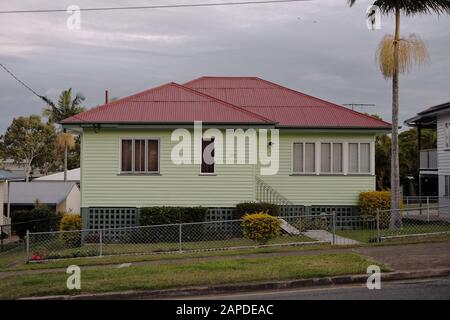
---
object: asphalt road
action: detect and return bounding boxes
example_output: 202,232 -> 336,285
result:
179,277 -> 450,300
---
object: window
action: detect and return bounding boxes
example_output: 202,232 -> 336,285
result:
320,143 -> 343,174
333,143 -> 343,173
321,143 -> 331,173
348,142 -> 371,173
121,140 -> 132,172
292,142 -> 315,173
445,176 -> 450,197
120,139 -> 159,173
201,139 -> 215,174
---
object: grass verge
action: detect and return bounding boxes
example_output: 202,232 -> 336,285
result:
0,252 -> 387,299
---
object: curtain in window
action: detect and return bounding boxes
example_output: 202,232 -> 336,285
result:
147,140 -> 159,172
121,140 -> 133,172
134,140 -> 146,172
305,143 -> 315,173
333,143 -> 343,173
321,143 -> 331,173
348,143 -> 359,173
360,143 -> 370,173
293,143 -> 303,173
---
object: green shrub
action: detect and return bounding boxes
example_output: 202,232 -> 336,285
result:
294,217 -> 329,232
233,202 -> 280,219
358,191 -> 403,228
139,207 -> 208,243
139,207 -> 208,225
241,212 -> 281,245
59,214 -> 82,247
11,205 -> 60,238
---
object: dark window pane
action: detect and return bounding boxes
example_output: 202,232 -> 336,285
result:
121,140 -> 132,172
148,140 -> 159,172
201,139 -> 215,173
134,140 -> 146,172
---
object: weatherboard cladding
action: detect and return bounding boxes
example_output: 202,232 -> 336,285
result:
61,76 -> 390,129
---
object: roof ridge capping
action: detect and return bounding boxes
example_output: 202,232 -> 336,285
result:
60,82 -> 179,124
173,82 -> 276,124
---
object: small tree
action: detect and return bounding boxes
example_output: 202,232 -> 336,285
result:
43,88 -> 85,181
0,115 -> 57,181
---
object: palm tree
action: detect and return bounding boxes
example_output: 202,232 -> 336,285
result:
348,0 -> 450,228
43,88 -> 85,181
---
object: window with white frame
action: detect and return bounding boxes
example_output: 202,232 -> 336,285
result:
320,143 -> 343,174
121,138 -> 159,173
348,142 -> 371,173
292,142 -> 315,173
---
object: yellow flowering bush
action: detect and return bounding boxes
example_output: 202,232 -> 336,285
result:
241,212 -> 281,245
59,213 -> 82,247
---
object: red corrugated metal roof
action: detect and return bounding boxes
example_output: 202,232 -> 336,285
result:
62,77 -> 390,129
184,77 -> 391,128
61,82 -> 273,124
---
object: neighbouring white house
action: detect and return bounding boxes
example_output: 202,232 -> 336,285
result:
34,168 -> 80,185
0,170 -> 24,227
2,181 -> 80,215
405,101 -> 450,210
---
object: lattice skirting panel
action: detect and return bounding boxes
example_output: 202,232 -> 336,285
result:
82,207 -> 139,230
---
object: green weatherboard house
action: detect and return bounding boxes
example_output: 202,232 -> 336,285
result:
61,77 -> 391,229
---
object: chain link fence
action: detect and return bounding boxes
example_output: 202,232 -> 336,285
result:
378,205 -> 450,241
27,214 -> 334,261
23,206 -> 450,261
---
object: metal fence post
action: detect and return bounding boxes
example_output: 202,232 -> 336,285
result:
427,196 -> 430,222
26,230 -> 30,262
332,211 -> 336,245
376,209 -> 380,243
99,230 -> 103,257
179,223 -> 182,253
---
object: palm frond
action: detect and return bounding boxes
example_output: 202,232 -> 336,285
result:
377,34 -> 429,78
373,0 -> 450,16
57,132 -> 76,150
347,0 -> 357,7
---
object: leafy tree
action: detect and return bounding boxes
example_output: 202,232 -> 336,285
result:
0,115 -> 57,181
348,0 -> 450,228
43,88 -> 85,181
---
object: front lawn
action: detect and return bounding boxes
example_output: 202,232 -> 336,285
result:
0,252 -> 387,299
337,223 -> 450,243
29,234 -> 315,260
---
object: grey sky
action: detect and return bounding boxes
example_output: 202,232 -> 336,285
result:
1,0 -> 449,132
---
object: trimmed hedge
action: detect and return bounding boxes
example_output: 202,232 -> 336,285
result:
358,191 -> 403,228
11,206 -> 60,238
137,207 -> 208,244
139,207 -> 208,225
241,213 -> 281,245
233,202 -> 280,219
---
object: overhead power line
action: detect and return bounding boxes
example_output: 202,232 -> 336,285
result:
0,63 -> 87,124
0,0 -> 310,14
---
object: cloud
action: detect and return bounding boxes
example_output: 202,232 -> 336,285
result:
0,0 -> 449,132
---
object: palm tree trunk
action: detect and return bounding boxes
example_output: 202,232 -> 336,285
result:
390,8 -> 402,229
64,144 -> 68,182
